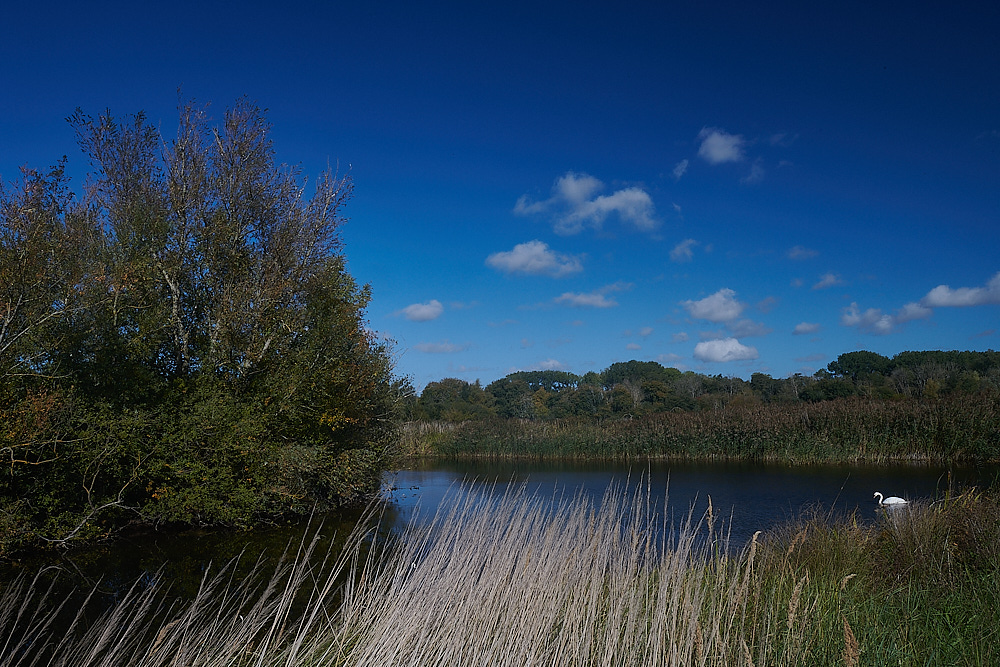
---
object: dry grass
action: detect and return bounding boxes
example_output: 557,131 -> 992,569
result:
17,484 -> 1000,665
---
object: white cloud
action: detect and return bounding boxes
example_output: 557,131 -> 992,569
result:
672,332 -> 689,343
670,238 -> 699,263
813,273 -> 843,290
682,288 -> 746,322
413,340 -> 468,353
693,338 -> 759,363
486,240 -> 583,277
841,300 -> 932,335
841,303 -> 894,335
897,301 -> 933,322
672,159 -> 689,180
793,322 -> 821,335
638,326 -> 654,338
921,272 -> 1000,307
787,245 -> 818,260
515,172 -> 657,235
626,343 -> 642,351
697,128 -> 746,164
399,299 -> 443,322
554,281 -> 631,308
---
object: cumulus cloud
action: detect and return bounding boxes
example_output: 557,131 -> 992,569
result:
921,272 -> 1000,307
413,340 -> 468,353
841,303 -> 894,335
554,281 -> 632,308
693,338 -> 759,363
813,273 -> 843,290
682,288 -> 746,322
399,299 -> 443,322
672,159 -> 689,180
486,240 -> 583,277
515,172 -> 657,235
787,245 -> 818,260
697,128 -> 746,164
841,300 -> 932,335
793,322 -> 821,335
670,238 -> 699,263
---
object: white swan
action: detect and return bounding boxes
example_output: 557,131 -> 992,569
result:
873,491 -> 908,506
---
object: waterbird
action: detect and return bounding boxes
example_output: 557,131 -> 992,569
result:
873,491 -> 908,506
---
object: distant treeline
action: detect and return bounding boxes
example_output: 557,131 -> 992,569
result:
403,350 -> 1000,422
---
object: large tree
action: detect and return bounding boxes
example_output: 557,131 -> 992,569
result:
0,99 -> 397,554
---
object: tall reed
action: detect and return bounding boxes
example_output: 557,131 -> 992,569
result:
404,395 -> 1000,463
3,485 -> 997,665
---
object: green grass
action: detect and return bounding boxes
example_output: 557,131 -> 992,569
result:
2,485 -> 998,665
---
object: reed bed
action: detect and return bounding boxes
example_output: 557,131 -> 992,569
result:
406,395 -> 1000,463
2,485 -> 998,666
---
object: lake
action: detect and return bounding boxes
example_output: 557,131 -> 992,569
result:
385,458 -> 998,548
4,459 -> 997,598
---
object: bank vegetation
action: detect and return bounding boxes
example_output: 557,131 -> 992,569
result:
400,351 -> 1000,463
2,483 -> 997,666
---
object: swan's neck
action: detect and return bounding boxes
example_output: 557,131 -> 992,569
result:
875,493 -> 883,504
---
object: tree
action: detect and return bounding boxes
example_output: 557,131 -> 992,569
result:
0,98 -> 397,554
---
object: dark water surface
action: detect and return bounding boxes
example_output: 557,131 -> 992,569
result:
4,459 -> 997,600
384,459 -> 1000,548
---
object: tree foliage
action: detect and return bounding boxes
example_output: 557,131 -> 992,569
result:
0,99 -> 397,555
410,350 -> 1000,424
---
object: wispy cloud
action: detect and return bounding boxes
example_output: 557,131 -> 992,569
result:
671,332 -> 689,343
681,288 -> 746,322
522,358 -> 569,372
626,342 -> 642,351
486,240 -> 583,277
672,159 -> 689,180
813,272 -> 843,290
697,127 -> 746,164
921,272 -> 1000,307
693,338 -> 759,362
515,172 -> 657,235
413,340 -> 468,353
727,319 -> 772,338
670,238 -> 699,263
398,299 -> 444,322
554,281 -> 632,308
638,326 -> 654,337
787,245 -> 818,260
741,157 -> 765,184
793,322 -> 821,335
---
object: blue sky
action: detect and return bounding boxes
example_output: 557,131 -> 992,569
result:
3,1 -> 998,390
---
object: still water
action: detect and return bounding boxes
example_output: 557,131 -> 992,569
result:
5,459 -> 997,597
385,459 -> 998,548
